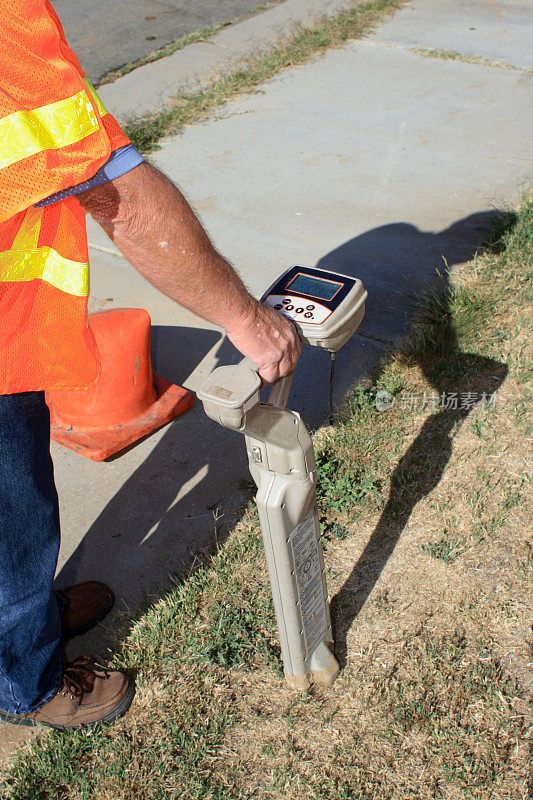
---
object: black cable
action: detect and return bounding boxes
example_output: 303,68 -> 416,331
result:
328,351 -> 336,424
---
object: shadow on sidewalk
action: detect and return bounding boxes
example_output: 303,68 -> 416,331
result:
56,330 -> 246,627
56,208 -> 509,665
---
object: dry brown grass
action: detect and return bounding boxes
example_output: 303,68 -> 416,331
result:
187,207 -> 533,799
2,204 -> 531,798
207,352 -> 532,799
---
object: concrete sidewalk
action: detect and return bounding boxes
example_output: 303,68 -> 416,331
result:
98,0 -> 532,121
52,0 -> 287,85
62,0 -> 531,627
1,0 -> 531,761
97,0 -> 359,120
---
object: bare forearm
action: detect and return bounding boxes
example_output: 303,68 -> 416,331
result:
78,161 -> 301,383
80,162 -> 254,333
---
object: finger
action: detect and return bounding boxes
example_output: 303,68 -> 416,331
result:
276,353 -> 295,380
258,364 -> 279,385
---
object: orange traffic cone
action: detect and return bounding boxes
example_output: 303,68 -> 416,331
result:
46,308 -> 193,461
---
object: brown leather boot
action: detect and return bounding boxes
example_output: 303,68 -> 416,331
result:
0,657 -> 135,730
57,581 -> 115,640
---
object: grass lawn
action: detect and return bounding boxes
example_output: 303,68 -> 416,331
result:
1,189 -> 531,798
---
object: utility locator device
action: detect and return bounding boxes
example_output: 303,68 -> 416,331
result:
197,267 -> 367,689
262,265 -> 366,352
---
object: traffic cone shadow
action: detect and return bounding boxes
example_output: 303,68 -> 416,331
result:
46,308 -> 193,461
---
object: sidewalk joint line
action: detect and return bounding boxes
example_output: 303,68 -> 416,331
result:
355,331 -> 395,347
88,243 -> 127,260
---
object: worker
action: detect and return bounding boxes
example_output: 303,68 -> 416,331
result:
0,1 -> 300,731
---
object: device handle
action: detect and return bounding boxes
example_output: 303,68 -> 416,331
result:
239,356 -> 259,371
238,357 -> 295,411
239,314 -> 300,411
267,372 -> 294,409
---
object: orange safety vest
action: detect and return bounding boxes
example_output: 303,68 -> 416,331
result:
0,0 -> 130,393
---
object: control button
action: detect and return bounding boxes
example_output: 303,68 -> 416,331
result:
295,307 -> 304,314
274,303 -> 283,310
304,312 -> 313,319
306,304 -> 315,311
285,304 -> 294,311
282,298 -> 291,305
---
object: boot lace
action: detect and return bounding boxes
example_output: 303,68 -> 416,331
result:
58,656 -> 108,700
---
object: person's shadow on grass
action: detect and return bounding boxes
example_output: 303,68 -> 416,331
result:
56,208 -> 512,670
328,268 -> 510,669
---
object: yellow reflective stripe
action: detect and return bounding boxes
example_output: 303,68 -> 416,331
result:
83,79 -> 108,118
0,89 -> 100,171
0,247 -> 89,297
0,208 -> 89,297
0,246 -> 89,297
11,205 -> 42,250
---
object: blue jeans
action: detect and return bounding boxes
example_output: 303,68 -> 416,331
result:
0,392 -> 62,714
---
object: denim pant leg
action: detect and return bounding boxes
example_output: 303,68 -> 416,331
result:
0,391 -> 63,714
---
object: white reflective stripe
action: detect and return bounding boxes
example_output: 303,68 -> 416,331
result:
0,89 -> 100,171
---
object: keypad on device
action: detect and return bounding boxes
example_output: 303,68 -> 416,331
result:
264,294 -> 332,324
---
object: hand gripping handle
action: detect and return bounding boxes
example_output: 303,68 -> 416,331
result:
196,356 -> 296,428
240,357 -> 295,410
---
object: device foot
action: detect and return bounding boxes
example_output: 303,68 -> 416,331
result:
310,659 -> 340,686
284,672 -> 311,690
309,642 -> 340,686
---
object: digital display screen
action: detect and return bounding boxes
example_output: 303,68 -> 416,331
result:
287,273 -> 343,301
